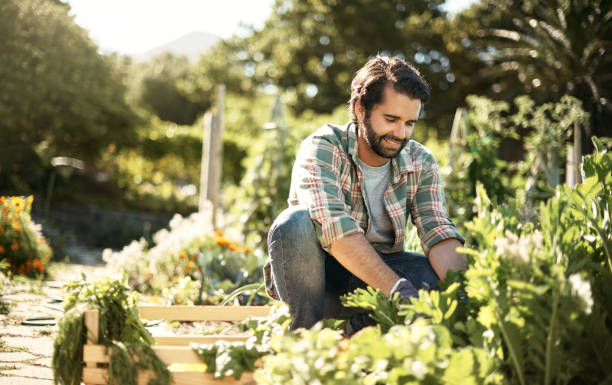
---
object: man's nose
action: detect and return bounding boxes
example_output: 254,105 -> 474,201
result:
393,123 -> 407,138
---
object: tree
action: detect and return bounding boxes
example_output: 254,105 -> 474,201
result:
0,0 -> 138,194
128,53 -> 209,125
219,0 -> 464,133
452,0 -> 611,141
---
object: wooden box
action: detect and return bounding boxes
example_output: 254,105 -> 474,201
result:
81,305 -> 272,385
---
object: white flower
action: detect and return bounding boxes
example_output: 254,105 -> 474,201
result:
568,273 -> 593,314
411,360 -> 427,380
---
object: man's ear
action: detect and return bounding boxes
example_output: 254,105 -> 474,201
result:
355,99 -> 365,122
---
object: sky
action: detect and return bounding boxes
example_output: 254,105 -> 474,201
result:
65,0 -> 478,56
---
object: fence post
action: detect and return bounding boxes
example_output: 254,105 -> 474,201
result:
199,84 -> 226,227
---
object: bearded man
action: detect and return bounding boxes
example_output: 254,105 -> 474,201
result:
264,55 -> 466,333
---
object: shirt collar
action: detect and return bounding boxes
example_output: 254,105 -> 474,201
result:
346,122 -> 415,183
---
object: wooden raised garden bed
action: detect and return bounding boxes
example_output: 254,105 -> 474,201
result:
81,305 -> 273,385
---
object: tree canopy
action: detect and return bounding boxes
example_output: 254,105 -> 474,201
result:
0,0 -> 138,193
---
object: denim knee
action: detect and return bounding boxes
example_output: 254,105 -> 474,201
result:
268,206 -> 315,247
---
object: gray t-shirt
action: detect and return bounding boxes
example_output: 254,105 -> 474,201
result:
358,159 -> 395,246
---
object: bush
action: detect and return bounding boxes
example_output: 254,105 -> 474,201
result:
102,208 -> 266,305
0,196 -> 51,277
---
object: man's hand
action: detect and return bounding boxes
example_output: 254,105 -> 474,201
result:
329,233 -> 399,296
428,238 -> 466,280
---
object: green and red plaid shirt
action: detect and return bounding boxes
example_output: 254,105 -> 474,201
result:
264,122 -> 463,299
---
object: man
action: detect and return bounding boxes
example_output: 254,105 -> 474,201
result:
264,56 -> 465,331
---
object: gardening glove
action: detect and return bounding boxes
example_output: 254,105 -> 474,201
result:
390,277 -> 419,302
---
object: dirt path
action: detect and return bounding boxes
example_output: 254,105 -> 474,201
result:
0,263 -> 112,384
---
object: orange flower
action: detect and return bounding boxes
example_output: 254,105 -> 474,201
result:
18,264 -> 25,274
180,251 -> 187,259
12,219 -> 21,233
215,229 -> 223,237
37,264 -> 44,273
10,240 -> 19,251
186,261 -> 195,271
189,254 -> 196,260
39,237 -> 46,244
0,196 -> 6,204
144,272 -> 153,280
243,246 -> 252,254
215,237 -> 230,247
26,260 -> 32,272
228,244 -> 238,252
0,245 -> 4,253
0,226 -> 4,235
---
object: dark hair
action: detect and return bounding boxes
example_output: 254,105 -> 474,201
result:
348,55 -> 430,125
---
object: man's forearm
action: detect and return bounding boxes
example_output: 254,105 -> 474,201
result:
427,238 -> 466,280
329,233 -> 399,295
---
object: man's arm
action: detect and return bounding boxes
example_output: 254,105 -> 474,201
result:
427,238 -> 466,280
330,233 -> 400,296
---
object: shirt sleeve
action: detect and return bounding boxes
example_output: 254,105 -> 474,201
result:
410,152 -> 464,255
292,137 -> 364,252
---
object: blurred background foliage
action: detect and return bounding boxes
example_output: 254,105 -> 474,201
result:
0,0 -> 609,252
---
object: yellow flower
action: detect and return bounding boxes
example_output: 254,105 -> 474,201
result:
215,237 -> 230,247
11,197 -> 24,210
27,195 -> 33,209
180,251 -> 187,259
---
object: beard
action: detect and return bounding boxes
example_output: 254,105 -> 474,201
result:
361,115 -> 408,159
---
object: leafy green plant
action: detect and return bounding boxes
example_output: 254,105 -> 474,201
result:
52,274 -> 170,385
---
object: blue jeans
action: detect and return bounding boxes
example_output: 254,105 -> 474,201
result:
267,206 -> 440,331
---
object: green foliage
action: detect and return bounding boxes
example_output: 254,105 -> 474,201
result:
445,95 -> 519,217
514,95 -> 589,193
52,274 -> 170,385
0,0 -> 138,195
455,0 -> 611,139
0,196 -> 51,277
126,53 -> 209,125
341,286 -> 404,333
192,303 -> 292,379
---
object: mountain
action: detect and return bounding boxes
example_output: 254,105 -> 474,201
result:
133,31 -> 220,62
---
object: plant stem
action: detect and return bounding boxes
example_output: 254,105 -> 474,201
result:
544,285 -> 560,385
497,308 -> 526,385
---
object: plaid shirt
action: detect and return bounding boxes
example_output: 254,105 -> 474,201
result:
264,122 -> 463,299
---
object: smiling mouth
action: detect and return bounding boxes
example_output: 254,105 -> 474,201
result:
383,137 -> 403,148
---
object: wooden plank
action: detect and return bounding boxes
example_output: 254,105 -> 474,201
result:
84,309 -> 99,344
83,367 -> 255,385
154,335 -> 250,345
85,345 -> 213,364
137,306 -> 272,321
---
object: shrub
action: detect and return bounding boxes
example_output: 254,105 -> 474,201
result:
0,196 -> 51,277
102,209 -> 266,305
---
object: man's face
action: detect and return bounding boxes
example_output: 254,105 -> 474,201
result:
357,83 -> 421,166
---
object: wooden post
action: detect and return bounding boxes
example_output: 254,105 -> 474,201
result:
573,121 -> 582,184
83,309 -> 99,370
199,84 -> 225,227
